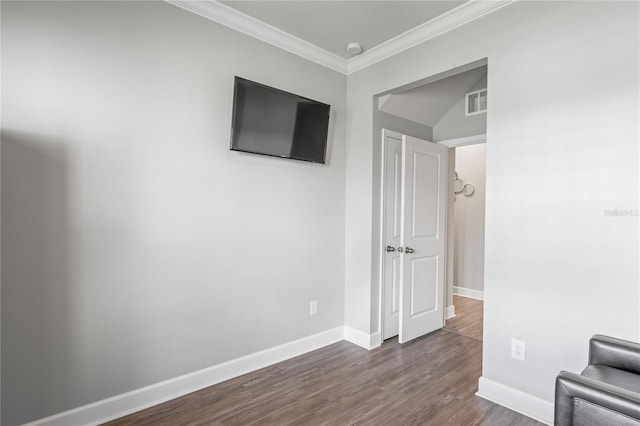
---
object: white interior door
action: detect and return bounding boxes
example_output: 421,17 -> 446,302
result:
382,131 -> 402,340
398,135 -> 448,344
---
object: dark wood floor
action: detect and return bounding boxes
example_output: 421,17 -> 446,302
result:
444,295 -> 484,341
105,328 -> 542,426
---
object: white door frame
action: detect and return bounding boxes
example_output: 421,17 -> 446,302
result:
378,130 -> 487,342
438,133 -> 486,148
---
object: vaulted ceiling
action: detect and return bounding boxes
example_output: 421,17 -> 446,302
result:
379,66 -> 487,127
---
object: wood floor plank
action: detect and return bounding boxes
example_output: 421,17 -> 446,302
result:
444,295 -> 484,341
104,328 -> 542,426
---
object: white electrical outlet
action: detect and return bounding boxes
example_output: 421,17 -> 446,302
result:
511,338 -> 526,361
310,300 -> 318,316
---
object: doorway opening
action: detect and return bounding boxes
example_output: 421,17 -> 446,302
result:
442,140 -> 486,342
374,59 -> 488,344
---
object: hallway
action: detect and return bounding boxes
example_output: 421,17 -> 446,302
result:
445,295 -> 483,341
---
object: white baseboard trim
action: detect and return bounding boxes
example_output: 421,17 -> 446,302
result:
446,305 -> 456,319
476,376 -> 554,425
369,331 -> 382,348
24,327 -> 345,426
344,326 -> 381,350
453,286 -> 484,301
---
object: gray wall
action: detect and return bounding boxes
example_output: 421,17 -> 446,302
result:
345,0 -> 638,412
453,144 -> 486,292
1,2 -> 346,424
433,74 -> 487,141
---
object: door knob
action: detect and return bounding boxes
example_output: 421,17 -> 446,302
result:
385,245 -> 396,252
404,247 -> 414,254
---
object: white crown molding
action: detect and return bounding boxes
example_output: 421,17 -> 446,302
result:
347,0 -> 515,74
166,0 -> 348,74
166,0 -> 514,76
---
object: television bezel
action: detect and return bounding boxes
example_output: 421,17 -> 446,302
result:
230,76 -> 330,164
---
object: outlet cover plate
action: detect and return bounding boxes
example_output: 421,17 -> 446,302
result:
511,338 -> 526,361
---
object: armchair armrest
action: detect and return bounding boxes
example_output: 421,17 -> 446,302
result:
590,335 -> 640,374
555,371 -> 640,426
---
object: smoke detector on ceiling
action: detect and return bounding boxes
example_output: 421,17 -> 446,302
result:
346,42 -> 363,56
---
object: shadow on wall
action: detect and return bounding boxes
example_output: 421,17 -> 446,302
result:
1,129 -> 73,424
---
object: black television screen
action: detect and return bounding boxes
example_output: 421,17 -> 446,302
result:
230,77 -> 330,164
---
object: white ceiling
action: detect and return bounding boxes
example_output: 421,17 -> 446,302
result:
379,66 -> 487,127
169,1 -> 511,74
219,1 -> 466,59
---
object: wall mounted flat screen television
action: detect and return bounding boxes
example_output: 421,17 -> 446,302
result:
230,77 -> 330,164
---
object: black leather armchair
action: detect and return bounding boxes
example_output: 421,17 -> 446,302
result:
555,335 -> 640,425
